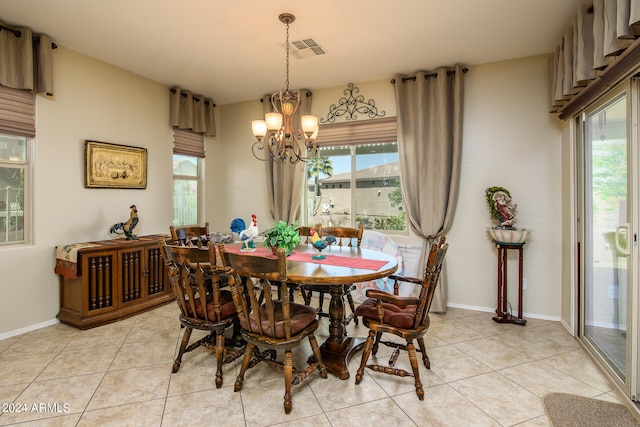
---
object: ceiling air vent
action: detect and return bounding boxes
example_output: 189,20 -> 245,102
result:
281,37 -> 326,59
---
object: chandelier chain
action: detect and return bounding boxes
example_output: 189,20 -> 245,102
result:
285,22 -> 290,90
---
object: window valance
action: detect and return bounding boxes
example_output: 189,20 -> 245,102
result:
550,1 -> 640,119
169,87 -> 216,137
0,20 -> 55,96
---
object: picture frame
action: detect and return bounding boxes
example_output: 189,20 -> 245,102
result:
84,140 -> 147,189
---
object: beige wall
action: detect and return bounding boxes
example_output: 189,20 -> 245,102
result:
205,79 -> 398,235
0,47 -> 174,336
0,48 -> 566,337
448,55 -> 564,318
211,54 -> 566,320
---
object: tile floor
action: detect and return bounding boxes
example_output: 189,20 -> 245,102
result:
0,300 -> 625,427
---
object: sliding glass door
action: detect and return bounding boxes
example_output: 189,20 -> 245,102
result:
579,83 -> 633,394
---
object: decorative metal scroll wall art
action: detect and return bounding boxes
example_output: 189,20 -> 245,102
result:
320,83 -> 386,123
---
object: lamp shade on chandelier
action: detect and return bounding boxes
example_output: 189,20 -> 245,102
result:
251,13 -> 319,163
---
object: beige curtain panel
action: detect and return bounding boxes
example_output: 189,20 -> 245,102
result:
550,0 -> 640,115
0,20 -> 54,95
394,64 -> 465,314
632,1 -> 640,28
593,0 -> 608,70
576,4 -> 596,85
603,0 -> 633,56
549,46 -> 565,110
264,90 -> 312,224
563,26 -> 578,98
169,87 -> 216,137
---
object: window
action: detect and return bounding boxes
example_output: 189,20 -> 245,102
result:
307,144 -> 404,231
306,118 -> 405,232
0,85 -> 34,246
172,128 -> 204,226
0,134 -> 28,244
172,154 -> 200,226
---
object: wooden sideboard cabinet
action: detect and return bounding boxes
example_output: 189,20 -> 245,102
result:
56,235 -> 174,329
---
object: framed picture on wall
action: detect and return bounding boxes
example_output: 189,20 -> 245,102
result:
84,140 -> 147,189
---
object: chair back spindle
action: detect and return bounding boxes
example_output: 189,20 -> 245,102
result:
413,236 -> 448,329
322,225 -> 363,247
169,222 -> 210,246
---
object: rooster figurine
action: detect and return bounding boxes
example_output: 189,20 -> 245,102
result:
239,214 -> 259,252
310,228 -> 336,259
108,205 -> 139,240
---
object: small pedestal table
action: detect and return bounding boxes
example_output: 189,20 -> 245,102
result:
492,240 -> 527,326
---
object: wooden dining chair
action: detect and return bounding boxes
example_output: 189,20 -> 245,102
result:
218,243 -> 328,415
302,225 -> 364,325
354,236 -> 448,400
160,241 -> 244,389
297,223 -> 322,244
287,224 -> 322,303
169,222 -> 210,246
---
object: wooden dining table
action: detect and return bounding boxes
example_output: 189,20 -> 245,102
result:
224,242 -> 398,379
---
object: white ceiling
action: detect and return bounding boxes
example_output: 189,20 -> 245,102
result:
1,0 -> 588,106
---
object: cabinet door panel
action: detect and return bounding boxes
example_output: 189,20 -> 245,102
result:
120,247 -> 143,304
146,245 -> 168,297
83,250 -> 116,314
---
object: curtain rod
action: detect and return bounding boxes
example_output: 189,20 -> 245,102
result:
170,88 -> 216,107
390,67 -> 468,84
0,24 -> 57,49
259,91 -> 313,102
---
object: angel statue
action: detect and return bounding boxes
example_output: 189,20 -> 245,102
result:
486,187 -> 518,228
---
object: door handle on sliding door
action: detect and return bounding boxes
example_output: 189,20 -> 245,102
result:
615,223 -> 630,256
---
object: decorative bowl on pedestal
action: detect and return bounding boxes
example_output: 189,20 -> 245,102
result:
487,227 -> 532,244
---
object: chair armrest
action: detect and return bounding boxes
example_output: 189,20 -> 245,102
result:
365,289 -> 420,308
387,274 -> 423,296
388,274 -> 422,285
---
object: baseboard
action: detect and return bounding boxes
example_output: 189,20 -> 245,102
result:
446,302 -> 561,322
0,318 -> 60,341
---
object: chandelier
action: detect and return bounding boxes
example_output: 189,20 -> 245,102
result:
251,13 -> 319,163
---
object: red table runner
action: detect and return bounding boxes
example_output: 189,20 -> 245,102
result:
223,245 -> 388,271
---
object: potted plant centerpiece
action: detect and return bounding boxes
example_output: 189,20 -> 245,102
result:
262,220 -> 301,256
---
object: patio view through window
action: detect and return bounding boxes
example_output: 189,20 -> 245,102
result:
306,143 -> 405,232
173,154 -> 200,226
0,134 -> 27,244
